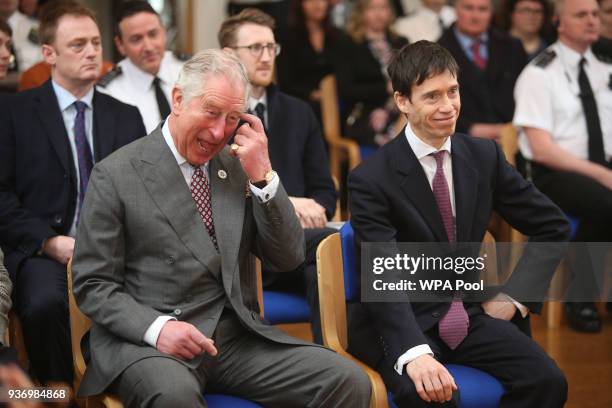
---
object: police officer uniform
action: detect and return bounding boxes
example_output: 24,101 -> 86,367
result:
97,50 -> 186,133
513,40 -> 612,331
7,10 -> 41,72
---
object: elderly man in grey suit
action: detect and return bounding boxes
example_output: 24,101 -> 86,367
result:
71,49 -> 370,407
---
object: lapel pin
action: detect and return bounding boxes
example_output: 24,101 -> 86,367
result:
218,169 -> 227,180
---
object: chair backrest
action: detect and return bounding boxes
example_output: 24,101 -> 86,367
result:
339,221 -> 359,302
66,260 -> 91,393
316,232 -> 348,351
499,123 -> 519,167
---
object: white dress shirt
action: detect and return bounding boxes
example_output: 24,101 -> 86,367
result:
7,11 -> 41,71
394,5 -> 456,43
51,81 -> 95,237
514,41 -> 612,161
97,51 -> 184,133
143,119 -> 279,347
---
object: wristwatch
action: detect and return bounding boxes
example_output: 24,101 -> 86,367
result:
252,169 -> 275,189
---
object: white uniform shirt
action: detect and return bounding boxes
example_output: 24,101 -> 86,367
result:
97,50 -> 184,133
7,11 -> 41,71
394,6 -> 456,43
513,41 -> 612,161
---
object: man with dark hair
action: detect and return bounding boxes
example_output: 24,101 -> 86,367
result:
437,0 -> 527,139
0,1 -> 145,385
220,9 -> 337,344
97,0 -> 186,133
348,40 -> 569,408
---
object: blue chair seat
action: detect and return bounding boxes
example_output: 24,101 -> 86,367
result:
263,290 -> 311,324
206,394 -> 262,407
387,365 -> 503,408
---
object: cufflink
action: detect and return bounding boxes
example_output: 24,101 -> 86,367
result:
218,169 -> 227,179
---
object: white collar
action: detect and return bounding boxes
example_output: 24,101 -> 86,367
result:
161,119 -> 208,171
119,51 -> 174,92
51,80 -> 94,112
404,124 -> 452,160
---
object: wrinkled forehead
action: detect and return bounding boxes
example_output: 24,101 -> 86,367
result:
199,74 -> 247,111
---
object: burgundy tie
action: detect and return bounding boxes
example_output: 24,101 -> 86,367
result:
430,151 -> 469,350
471,41 -> 487,70
190,166 -> 218,251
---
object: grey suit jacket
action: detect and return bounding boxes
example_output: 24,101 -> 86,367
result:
72,128 -> 307,396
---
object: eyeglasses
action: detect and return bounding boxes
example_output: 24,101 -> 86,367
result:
232,42 -> 281,58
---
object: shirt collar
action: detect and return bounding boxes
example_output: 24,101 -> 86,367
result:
119,54 -> 163,92
161,119 -> 208,171
453,27 -> 488,50
405,124 -> 452,160
51,80 -> 94,112
248,91 -> 267,112
556,41 -> 596,69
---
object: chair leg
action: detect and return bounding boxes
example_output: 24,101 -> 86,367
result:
546,301 -> 562,329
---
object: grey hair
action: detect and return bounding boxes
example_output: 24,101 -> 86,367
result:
175,49 -> 250,105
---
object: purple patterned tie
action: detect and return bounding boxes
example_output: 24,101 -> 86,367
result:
190,166 -> 218,251
431,151 -> 469,350
73,101 -> 93,220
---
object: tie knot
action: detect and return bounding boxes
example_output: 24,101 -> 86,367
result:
471,40 -> 481,53
74,101 -> 87,114
152,76 -> 161,86
254,102 -> 265,116
579,57 -> 587,69
431,150 -> 446,169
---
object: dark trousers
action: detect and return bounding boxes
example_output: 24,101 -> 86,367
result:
263,227 -> 336,344
12,256 -> 73,385
379,310 -> 567,408
532,163 -> 612,300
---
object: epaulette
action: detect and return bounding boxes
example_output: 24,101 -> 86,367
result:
594,51 -> 612,65
532,49 -> 556,68
173,51 -> 193,62
27,27 -> 39,45
97,66 -> 122,88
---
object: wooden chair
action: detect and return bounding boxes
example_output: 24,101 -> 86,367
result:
316,223 -> 505,408
319,75 -> 361,184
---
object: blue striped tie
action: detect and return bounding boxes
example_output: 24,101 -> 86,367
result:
74,101 -> 93,220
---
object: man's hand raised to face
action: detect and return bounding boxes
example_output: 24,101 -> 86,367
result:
231,113 -> 273,183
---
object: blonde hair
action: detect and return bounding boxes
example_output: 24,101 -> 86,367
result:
346,0 -> 397,43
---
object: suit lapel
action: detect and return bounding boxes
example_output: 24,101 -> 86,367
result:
36,80 -> 71,173
209,148 -> 245,296
450,136 -> 478,242
134,130 -> 221,276
392,135 -> 448,242
92,91 -> 117,162
265,85 -> 278,136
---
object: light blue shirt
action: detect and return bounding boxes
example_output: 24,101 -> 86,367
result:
453,28 -> 489,63
51,81 -> 95,237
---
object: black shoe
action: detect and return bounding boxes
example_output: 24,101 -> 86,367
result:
565,302 -> 602,333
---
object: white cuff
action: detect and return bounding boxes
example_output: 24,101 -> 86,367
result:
249,173 -> 279,203
504,294 -> 529,318
394,344 -> 434,375
143,315 -> 176,347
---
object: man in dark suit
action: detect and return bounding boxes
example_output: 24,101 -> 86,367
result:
220,9 -> 337,343
437,0 -> 527,139
0,3 -> 145,385
72,49 -> 369,407
348,41 -> 569,408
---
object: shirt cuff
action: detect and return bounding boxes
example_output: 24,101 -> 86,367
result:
143,315 -> 176,347
249,172 -> 279,203
394,344 -> 434,375
503,293 -> 529,318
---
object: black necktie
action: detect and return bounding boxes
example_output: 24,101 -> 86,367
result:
254,102 -> 266,129
578,57 -> 606,165
152,77 -> 171,119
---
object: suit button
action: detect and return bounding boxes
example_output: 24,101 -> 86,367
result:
432,312 -> 440,318
53,214 -> 63,224
166,256 -> 175,265
173,309 -> 182,316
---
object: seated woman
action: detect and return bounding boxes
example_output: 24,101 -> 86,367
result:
277,0 -> 349,123
496,0 -> 553,61
336,0 -> 408,149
